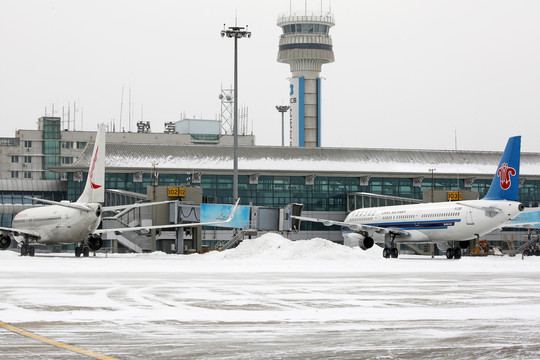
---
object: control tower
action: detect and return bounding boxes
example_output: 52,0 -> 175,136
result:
277,10 -> 335,147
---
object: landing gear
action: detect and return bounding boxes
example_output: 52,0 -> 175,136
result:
20,243 -> 35,257
445,247 -> 461,259
75,244 -> 90,257
382,234 -> 399,258
383,247 -> 399,258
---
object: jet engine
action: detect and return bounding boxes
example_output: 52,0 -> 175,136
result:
360,236 -> 374,250
0,234 -> 11,250
88,235 -> 103,251
343,232 -> 374,250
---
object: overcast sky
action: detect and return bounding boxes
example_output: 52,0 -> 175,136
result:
1,0 -> 539,152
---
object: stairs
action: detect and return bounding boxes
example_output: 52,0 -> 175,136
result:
509,234 -> 538,256
220,229 -> 258,251
102,206 -> 153,253
403,243 -> 433,256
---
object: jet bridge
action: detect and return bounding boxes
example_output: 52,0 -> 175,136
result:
102,186 -> 303,254
171,202 -> 304,253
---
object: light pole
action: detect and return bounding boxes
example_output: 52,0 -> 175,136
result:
221,24 -> 251,203
428,168 -> 436,203
275,105 -> 290,146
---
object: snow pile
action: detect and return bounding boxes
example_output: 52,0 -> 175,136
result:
216,233 -> 380,261
0,249 -> 19,258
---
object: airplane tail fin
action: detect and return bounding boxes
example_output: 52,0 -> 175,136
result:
483,136 -> 521,201
77,124 -> 106,203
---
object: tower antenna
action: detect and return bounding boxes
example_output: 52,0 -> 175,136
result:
129,85 -> 132,132
119,85 -> 124,132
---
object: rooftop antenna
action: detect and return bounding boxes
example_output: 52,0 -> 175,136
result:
67,103 -> 71,130
119,85 -> 124,133
73,101 -> 79,131
129,86 -> 132,132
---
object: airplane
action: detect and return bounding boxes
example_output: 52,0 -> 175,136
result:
293,136 -> 524,259
0,124 -> 239,257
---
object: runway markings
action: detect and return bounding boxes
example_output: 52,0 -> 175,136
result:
0,321 -> 120,360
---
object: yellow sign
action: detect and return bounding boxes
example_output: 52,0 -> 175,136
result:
447,191 -> 463,201
168,187 -> 186,198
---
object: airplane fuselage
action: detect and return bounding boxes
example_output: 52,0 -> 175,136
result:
342,200 -> 523,247
12,203 -> 102,245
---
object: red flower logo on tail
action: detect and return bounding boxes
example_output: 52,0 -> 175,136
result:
497,163 -> 516,190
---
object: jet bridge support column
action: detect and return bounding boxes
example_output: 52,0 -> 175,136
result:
175,228 -> 184,254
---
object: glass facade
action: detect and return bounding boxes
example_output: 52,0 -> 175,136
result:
41,118 -> 61,180
67,172 -> 540,209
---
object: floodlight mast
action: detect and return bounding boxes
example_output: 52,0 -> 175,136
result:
275,105 -> 290,146
221,25 -> 251,203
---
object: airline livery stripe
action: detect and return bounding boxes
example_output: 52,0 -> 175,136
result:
0,321 -> 119,360
342,219 -> 461,232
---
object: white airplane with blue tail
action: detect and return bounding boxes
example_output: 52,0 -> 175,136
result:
294,136 -> 524,259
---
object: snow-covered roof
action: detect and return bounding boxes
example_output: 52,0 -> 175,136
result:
0,179 -> 67,192
67,143 -> 540,178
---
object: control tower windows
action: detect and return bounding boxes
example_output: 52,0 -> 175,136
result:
282,24 -> 329,35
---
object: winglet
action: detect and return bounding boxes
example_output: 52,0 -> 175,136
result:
225,198 -> 240,223
483,136 -> 521,201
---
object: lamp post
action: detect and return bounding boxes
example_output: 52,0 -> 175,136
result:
221,25 -> 251,203
428,168 -> 436,203
275,105 -> 290,146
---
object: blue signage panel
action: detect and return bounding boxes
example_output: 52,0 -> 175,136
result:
510,210 -> 540,228
201,204 -> 250,229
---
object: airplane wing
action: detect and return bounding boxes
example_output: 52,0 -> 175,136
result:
500,207 -> 540,229
0,227 -> 40,241
291,216 -> 410,237
25,197 -> 175,212
501,223 -> 539,229
94,199 -> 240,235
102,200 -> 175,212
23,197 -> 93,212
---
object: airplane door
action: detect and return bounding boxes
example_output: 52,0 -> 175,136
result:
466,208 -> 474,225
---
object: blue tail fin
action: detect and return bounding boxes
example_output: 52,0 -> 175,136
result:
483,136 -> 521,201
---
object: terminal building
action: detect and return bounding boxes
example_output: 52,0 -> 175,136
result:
1,116 -> 540,253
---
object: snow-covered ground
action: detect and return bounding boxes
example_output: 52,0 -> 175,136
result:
1,233 -> 540,359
